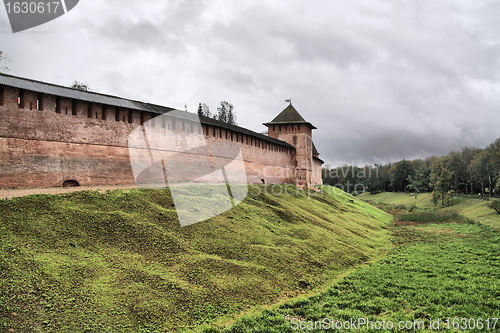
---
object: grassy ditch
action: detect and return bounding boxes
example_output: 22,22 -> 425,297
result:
396,211 -> 472,224
207,208 -> 500,332
360,192 -> 500,231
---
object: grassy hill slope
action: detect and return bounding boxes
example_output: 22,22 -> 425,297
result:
208,190 -> 500,332
206,217 -> 500,333
360,192 -> 500,231
0,185 -> 391,332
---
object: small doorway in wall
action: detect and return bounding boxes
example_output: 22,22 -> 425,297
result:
62,180 -> 80,188
261,178 -> 265,184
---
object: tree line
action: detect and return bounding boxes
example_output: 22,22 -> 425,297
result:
323,138 -> 500,205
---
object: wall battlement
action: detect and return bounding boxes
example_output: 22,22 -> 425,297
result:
0,74 -> 322,188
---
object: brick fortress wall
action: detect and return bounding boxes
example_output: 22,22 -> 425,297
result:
0,85 -> 297,188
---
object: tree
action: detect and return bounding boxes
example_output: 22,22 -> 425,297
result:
488,200 -> 500,214
0,51 -> 10,73
407,164 -> 431,193
487,138 -> 500,170
461,147 -> 482,194
389,160 -> 413,192
70,81 -> 90,91
486,138 -> 500,194
448,151 -> 467,193
226,104 -> 236,125
366,164 -> 389,193
496,171 -> 500,196
468,150 -> 491,197
197,103 -> 211,117
214,101 -> 237,125
430,157 -> 454,206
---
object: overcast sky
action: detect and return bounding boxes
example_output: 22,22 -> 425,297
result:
2,0 -> 500,166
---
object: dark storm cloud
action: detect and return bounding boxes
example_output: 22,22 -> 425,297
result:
96,0 -> 208,54
316,125 -> 488,167
4,0 -> 500,166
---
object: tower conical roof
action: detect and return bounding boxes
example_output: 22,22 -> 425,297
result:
263,104 -> 316,129
312,142 -> 319,156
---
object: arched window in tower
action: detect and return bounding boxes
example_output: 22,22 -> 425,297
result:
293,136 -> 297,145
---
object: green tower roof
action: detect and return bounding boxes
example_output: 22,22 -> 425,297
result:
312,142 -> 319,156
263,104 -> 316,129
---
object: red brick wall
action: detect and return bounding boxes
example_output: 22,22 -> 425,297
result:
266,123 -> 320,185
207,133 -> 296,184
0,137 -> 134,187
311,158 -> 323,186
0,86 -> 299,188
267,123 -> 312,139
3,86 -> 19,108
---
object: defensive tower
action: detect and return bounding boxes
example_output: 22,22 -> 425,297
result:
264,102 -> 322,186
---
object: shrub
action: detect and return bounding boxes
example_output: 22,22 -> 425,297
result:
408,204 -> 417,212
488,200 -> 500,214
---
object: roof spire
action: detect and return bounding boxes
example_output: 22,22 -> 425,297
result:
263,102 -> 317,129
285,99 -> 292,105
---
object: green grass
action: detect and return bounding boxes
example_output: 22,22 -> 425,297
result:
397,211 -> 469,223
205,212 -> 500,332
360,192 -> 500,231
360,192 -> 436,207
0,185 -> 392,332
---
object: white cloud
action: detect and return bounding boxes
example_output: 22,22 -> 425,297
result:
3,0 -> 500,166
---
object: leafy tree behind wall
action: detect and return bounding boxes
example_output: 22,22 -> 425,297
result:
70,81 -> 91,91
214,101 -> 237,125
197,103 -> 211,117
0,51 -> 11,73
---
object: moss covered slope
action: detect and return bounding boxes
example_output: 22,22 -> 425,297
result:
0,185 -> 391,332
